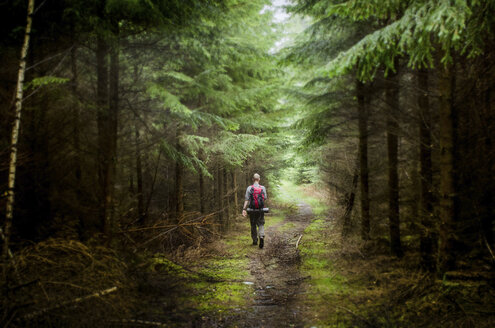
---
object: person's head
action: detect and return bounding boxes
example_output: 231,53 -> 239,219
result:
253,173 -> 260,183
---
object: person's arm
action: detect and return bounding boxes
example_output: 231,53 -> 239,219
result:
242,186 -> 251,217
242,200 -> 249,217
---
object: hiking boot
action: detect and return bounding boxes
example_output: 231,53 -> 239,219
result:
252,240 -> 258,246
259,237 -> 264,249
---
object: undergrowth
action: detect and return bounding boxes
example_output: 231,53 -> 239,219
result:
132,216 -> 256,326
291,181 -> 495,328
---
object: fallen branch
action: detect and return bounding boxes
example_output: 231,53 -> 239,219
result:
7,279 -> 40,292
295,234 -> 303,249
337,306 -> 374,327
120,211 -> 218,233
133,212 -> 222,250
113,319 -> 167,327
484,235 -> 495,263
120,221 -> 214,233
20,286 -> 117,321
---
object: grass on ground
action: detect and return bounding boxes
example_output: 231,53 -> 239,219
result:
182,219 -> 254,314
274,179 -> 388,327
143,217 -> 255,322
277,180 -> 495,328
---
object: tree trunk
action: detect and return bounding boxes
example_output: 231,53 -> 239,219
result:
223,167 -> 230,226
144,150 -> 161,219
211,168 -> 217,215
232,170 -> 238,213
437,62 -> 457,274
71,45 -> 82,193
356,80 -> 370,240
175,160 -> 184,222
70,42 -> 84,237
481,87 -> 494,248
342,159 -> 359,237
199,169 -> 205,214
96,17 -> 119,237
96,29 -> 110,234
107,21 -> 119,235
386,70 -> 403,258
217,165 -> 224,227
175,131 -> 184,223
417,68 -> 435,271
3,0 -> 35,259
135,124 -> 144,224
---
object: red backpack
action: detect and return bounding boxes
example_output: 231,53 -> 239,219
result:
249,185 -> 265,209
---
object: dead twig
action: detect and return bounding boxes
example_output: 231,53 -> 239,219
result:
337,306 -> 375,327
295,234 -> 303,249
131,212 -> 221,250
112,319 -> 167,326
120,211 -> 218,233
7,279 -> 40,292
484,235 -> 495,263
20,286 -> 117,321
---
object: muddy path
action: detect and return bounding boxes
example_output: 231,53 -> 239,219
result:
131,203 -> 316,328
234,203 -> 314,327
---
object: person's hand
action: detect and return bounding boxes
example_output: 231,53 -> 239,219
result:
242,209 -> 247,217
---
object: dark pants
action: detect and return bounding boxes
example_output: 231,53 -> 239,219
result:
249,211 -> 265,242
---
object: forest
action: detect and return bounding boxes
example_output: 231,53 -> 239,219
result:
0,0 -> 494,327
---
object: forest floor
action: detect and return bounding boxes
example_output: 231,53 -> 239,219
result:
234,200 -> 313,327
134,181 -> 495,328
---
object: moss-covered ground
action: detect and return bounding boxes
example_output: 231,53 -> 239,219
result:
279,180 -> 495,328
139,179 -> 495,327
138,216 -> 257,326
276,181 -> 356,326
179,220 -> 254,316
273,180 -> 375,327
175,206 -> 295,316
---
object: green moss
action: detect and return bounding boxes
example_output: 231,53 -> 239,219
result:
280,221 -> 296,232
150,256 -> 190,278
266,214 -> 284,227
199,257 -> 250,281
180,219 -> 255,314
185,281 -> 251,312
296,194 -> 355,325
300,222 -> 349,296
303,218 -> 325,233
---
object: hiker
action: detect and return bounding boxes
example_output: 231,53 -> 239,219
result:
242,173 -> 267,249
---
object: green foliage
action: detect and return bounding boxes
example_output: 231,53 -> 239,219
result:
24,76 -> 69,90
322,0 -> 492,80
210,131 -> 266,167
135,0 -> 281,178
160,139 -> 211,177
147,83 -> 193,116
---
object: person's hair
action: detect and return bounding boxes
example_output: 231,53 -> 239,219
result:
253,173 -> 260,181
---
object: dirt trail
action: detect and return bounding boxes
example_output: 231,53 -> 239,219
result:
236,203 -> 314,328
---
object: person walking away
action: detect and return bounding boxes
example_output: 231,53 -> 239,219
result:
242,173 -> 267,249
